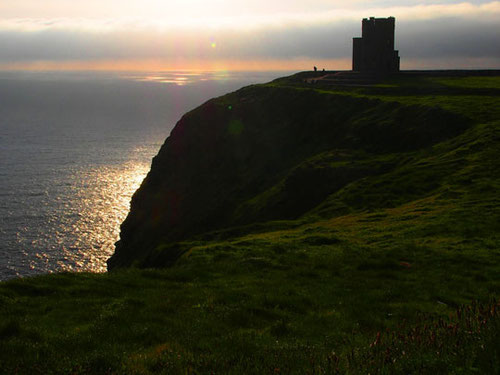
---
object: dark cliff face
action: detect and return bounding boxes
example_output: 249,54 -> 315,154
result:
107,84 -> 469,270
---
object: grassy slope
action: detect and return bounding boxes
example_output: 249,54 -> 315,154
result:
1,74 -> 499,374
110,76 -> 471,269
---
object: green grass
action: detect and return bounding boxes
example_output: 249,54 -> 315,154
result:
1,72 -> 499,374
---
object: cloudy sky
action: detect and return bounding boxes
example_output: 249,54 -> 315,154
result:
0,0 -> 499,70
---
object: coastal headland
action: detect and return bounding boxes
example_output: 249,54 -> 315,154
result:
1,70 -> 499,373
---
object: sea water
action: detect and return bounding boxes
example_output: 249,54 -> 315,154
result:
0,70 -> 286,280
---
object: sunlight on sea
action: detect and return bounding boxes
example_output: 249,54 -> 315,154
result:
52,162 -> 148,273
4,160 -> 152,278
0,70 -> 287,280
123,70 -> 258,86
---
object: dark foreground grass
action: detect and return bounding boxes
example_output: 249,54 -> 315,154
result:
349,300 -> 500,374
1,73 -> 499,374
1,189 -> 498,374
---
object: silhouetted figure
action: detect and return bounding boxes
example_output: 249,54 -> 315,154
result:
314,66 -> 317,72
352,17 -> 400,72
322,68 -> 325,72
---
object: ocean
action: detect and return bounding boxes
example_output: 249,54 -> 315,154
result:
0,70 -> 287,280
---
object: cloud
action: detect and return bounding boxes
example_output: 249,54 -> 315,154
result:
0,2 -> 498,68
2,2 -> 500,31
398,18 -> 500,59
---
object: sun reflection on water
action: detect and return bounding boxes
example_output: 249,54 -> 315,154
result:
25,162 -> 150,275
126,71 -> 232,86
0,70 -> 287,280
65,162 -> 148,273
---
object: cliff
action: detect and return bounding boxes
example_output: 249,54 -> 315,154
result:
3,71 -> 500,374
108,72 -> 473,270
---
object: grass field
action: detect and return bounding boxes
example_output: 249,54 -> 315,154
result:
1,72 -> 499,374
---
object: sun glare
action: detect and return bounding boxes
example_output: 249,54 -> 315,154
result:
0,58 -> 351,72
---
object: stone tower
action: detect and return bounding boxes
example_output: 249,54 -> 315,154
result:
352,17 -> 400,72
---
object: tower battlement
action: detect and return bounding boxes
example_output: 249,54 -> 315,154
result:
353,17 -> 400,73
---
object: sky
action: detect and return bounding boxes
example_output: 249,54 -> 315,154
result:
0,0 -> 499,71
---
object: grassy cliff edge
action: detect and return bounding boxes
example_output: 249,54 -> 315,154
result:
1,71 -> 500,374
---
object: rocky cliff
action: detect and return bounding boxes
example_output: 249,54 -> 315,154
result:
107,75 -> 470,269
